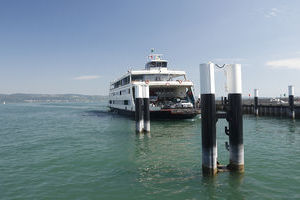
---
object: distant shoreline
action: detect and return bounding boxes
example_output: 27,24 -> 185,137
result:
1,93 -> 299,104
0,93 -> 108,103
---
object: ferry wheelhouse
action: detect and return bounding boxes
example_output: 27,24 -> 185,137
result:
108,52 -> 199,119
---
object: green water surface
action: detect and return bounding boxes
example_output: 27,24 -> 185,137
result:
0,103 -> 299,199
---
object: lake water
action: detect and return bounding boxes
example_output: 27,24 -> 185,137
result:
1,103 -> 299,199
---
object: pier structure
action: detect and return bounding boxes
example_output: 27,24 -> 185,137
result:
135,85 -> 150,133
288,85 -> 295,119
254,89 -> 259,116
200,63 -> 244,176
232,86 -> 298,119
225,64 -> 244,172
239,104 -> 300,118
143,85 -> 150,132
200,63 -> 217,175
135,85 -> 144,133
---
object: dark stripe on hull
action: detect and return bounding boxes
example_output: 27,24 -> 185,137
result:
108,107 -> 198,119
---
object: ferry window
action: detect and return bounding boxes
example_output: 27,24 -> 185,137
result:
132,75 -> 144,81
162,62 -> 167,67
114,81 -> 122,88
119,76 -> 130,86
124,100 -> 129,105
109,100 -> 112,104
128,89 -> 130,94
149,62 -> 156,68
120,91 -> 122,95
157,62 -> 162,67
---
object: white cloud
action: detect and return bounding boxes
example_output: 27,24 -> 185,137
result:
265,8 -> 280,18
266,58 -> 300,69
74,75 -> 100,80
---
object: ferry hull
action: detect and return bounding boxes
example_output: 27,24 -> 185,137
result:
109,107 -> 199,119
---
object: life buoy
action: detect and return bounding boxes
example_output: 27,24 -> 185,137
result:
165,82 -> 170,86
145,80 -> 150,84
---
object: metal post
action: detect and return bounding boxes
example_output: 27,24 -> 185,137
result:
226,64 -> 244,172
143,85 -> 150,132
135,85 -> 144,133
288,85 -> 295,119
200,63 -> 217,176
254,89 -> 259,116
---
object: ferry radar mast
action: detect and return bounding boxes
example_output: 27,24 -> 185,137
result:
145,49 -> 168,70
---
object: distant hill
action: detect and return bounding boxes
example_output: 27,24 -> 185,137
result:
0,94 -> 108,103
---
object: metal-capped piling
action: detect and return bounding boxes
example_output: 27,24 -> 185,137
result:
135,85 -> 150,133
135,85 -> 144,133
288,85 -> 295,120
200,63 -> 217,175
143,85 -> 150,132
200,63 -> 244,176
254,89 -> 259,116
200,63 -> 217,176
225,64 -> 244,172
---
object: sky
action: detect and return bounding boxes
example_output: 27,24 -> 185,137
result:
1,0 -> 300,97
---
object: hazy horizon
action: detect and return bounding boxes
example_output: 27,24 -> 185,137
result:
0,93 -> 297,99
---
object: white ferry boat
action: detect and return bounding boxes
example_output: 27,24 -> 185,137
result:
108,51 -> 199,119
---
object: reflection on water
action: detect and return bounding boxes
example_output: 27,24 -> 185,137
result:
226,174 -> 246,200
201,176 -> 218,199
133,120 -> 202,196
287,120 -> 296,133
137,132 -> 151,140
200,171 -> 245,199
